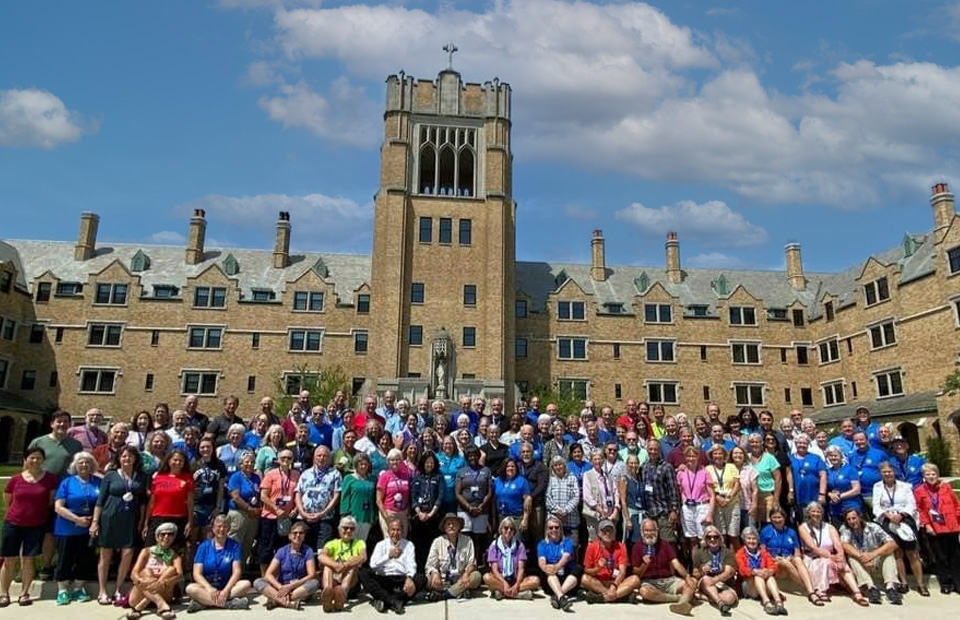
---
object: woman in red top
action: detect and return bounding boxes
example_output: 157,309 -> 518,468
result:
0,447 -> 59,607
735,526 -> 783,615
143,450 -> 194,555
914,463 -> 960,594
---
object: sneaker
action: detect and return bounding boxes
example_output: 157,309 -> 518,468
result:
776,604 -> 788,615
670,602 -> 693,616
493,590 -> 504,601
627,591 -> 639,604
225,598 -> 249,610
72,589 -> 92,603
560,596 -> 574,612
186,600 -> 204,614
424,591 -> 444,603
517,590 -> 533,601
867,587 -> 882,605
372,599 -> 387,613
719,603 -> 732,617
390,600 -> 405,614
886,588 -> 902,605
56,591 -> 71,606
583,591 -> 603,605
550,596 -> 561,609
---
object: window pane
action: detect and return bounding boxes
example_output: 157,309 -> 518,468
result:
357,294 -> 370,313
730,308 -> 741,324
439,218 -> 452,243
81,371 -> 99,392
865,284 -> 877,305
572,302 -> 585,320
747,346 -> 759,364
659,305 -> 671,322
112,284 -> 127,304
646,341 -> 659,361
515,300 -> 527,318
200,374 -> 217,394
290,331 -> 304,350
559,339 -> 571,359
307,331 -> 321,350
664,384 -> 677,403
459,219 -> 472,245
890,371 -> 903,394
95,284 -> 111,304
883,322 -> 896,344
99,371 -> 115,393
558,302 -> 570,320
573,339 -> 586,359
419,216 -> 432,243
516,338 -> 527,358
293,292 -> 307,310
106,326 -> 122,346
190,328 -> 205,348
662,342 -> 674,362
194,287 -> 209,307
645,304 -> 657,322
212,288 -> 226,307
208,328 -> 222,348
877,374 -> 889,397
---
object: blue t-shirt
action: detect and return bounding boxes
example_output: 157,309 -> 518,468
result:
848,448 -> 887,498
855,422 -> 880,443
537,538 -> 576,574
567,460 -> 590,481
701,438 -> 736,455
437,453 -> 464,504
54,475 -> 101,536
194,537 -> 242,589
891,454 -> 925,488
790,453 -> 825,506
494,476 -> 530,517
243,431 -> 264,452
825,464 -> 863,517
227,471 -> 261,511
827,435 -> 855,457
509,440 -> 542,462
308,422 -> 334,450
760,524 -> 799,558
274,543 -> 316,584
218,444 -> 245,475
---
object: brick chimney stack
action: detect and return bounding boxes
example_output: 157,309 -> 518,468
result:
665,232 -> 682,284
931,182 -> 956,236
590,229 -> 607,281
73,212 -> 99,261
185,208 -> 206,265
785,243 -> 805,290
273,211 -> 291,269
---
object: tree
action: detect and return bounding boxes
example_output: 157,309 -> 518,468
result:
944,368 -> 960,396
275,364 -> 351,415
523,382 -> 585,419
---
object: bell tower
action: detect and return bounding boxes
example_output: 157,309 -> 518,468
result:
368,48 -> 515,406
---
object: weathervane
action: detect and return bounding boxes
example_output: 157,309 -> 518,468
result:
443,42 -> 458,69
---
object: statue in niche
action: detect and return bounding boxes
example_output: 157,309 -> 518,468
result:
432,329 -> 451,399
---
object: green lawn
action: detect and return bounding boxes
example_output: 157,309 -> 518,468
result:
0,464 -> 21,477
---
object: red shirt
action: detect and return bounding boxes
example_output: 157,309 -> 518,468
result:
584,539 -> 627,582
915,482 -> 960,534
352,411 -> 385,435
630,540 -> 678,580
4,472 -> 58,527
150,472 -> 194,518
735,546 -> 777,578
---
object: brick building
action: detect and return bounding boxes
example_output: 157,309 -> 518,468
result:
2,65 -> 960,461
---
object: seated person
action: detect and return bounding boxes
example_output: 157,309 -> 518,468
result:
318,516 -> 367,612
482,517 -> 539,600
359,518 -> 424,613
839,508 -> 902,605
424,513 -> 482,601
538,515 -> 581,611
581,519 -> 640,603
126,522 -> 183,620
735,526 -> 784,616
631,518 -> 696,616
185,515 -> 252,611
254,521 -> 319,609
691,525 -> 738,617
759,507 -> 818,605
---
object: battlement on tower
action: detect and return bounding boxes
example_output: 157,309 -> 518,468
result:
385,70 -> 511,120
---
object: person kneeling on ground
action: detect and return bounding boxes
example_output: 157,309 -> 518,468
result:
581,519 -> 640,603
631,518 -> 697,616
483,516 -> 540,600
318,515 -> 367,612
839,508 -> 902,605
254,520 -> 319,610
691,525 -> 738,617
127,522 -> 184,620
360,517 -> 425,614
424,513 -> 482,600
538,515 -> 581,611
735,526 -> 785,615
185,514 -> 252,612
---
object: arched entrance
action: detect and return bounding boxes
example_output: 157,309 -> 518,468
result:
0,416 -> 13,462
23,419 -> 43,456
897,421 -> 921,453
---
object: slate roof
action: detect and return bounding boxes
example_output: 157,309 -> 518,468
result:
0,241 -> 28,290
808,390 -> 940,425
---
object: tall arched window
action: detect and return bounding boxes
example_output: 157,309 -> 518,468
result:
438,146 -> 456,196
417,124 -> 480,197
419,146 -> 436,194
458,148 -> 474,197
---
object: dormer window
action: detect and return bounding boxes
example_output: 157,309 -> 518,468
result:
863,276 -> 890,306
603,303 -> 624,314
154,285 -> 179,299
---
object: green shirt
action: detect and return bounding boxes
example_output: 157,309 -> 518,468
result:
323,538 -> 366,562
28,434 -> 83,477
340,473 -> 376,523
752,452 -> 780,493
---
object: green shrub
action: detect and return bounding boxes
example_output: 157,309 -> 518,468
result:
926,435 -> 953,478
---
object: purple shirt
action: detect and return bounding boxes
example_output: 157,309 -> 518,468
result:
486,539 -> 528,577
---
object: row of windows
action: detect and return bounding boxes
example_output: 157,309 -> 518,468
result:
548,300 -> 789,327
417,217 -> 473,245
411,283 -> 477,306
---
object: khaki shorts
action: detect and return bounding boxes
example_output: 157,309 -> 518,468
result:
655,514 -> 678,543
643,577 -> 683,595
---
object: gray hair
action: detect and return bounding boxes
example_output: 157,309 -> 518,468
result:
740,526 -> 760,540
68,451 -> 98,476
387,448 -> 403,460
228,423 -> 246,436
499,516 -> 518,533
921,462 -> 940,476
803,501 -> 824,520
747,432 -> 763,443
155,521 -> 178,536
794,432 -> 810,444
212,514 -> 230,528
823,445 -> 844,459
339,515 -> 358,529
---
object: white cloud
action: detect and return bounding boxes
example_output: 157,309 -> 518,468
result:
174,192 -> 373,252
615,199 -> 769,248
687,252 -> 749,269
0,88 -> 97,149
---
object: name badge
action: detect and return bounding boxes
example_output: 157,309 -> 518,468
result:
644,484 -> 654,493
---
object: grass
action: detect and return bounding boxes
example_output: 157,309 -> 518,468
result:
0,464 -> 21,477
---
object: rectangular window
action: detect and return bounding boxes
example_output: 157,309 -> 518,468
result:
36,282 -> 51,302
690,305 -> 709,317
193,286 -> 227,308
734,383 -> 765,406
700,345 -> 707,361
288,329 -> 323,352
515,337 -> 527,358
356,294 -> 370,314
182,371 -> 218,395
251,333 -> 260,349
703,385 -> 711,400
55,327 -> 64,344
647,382 -> 678,404
557,300 -> 586,320
954,298 -> 960,325
796,345 -> 809,365
876,369 -> 904,398
784,387 -> 792,403
612,343 -> 621,360
49,371 -> 58,388
458,218 -> 472,246
644,303 -> 672,323
869,320 -> 897,349
419,216 -> 433,243
354,331 -> 368,353
0,271 -> 10,293
154,285 -> 179,298
948,246 -> 960,275
20,370 -> 36,390
557,337 -> 587,360
769,308 -> 788,320
145,373 -> 154,391
88,323 -> 123,347
95,283 -> 128,305
80,368 -> 116,394
151,330 -> 160,346
251,290 -> 275,302
1,319 -> 14,341
731,343 -> 760,364
409,325 -> 423,346
411,282 -> 425,304
188,327 -> 222,349
646,340 -> 675,362
801,387 -> 813,406
780,347 -> 787,363
558,379 -> 588,401
823,381 -> 845,406
55,282 -> 82,296
462,326 -> 476,348
28,325 -> 44,344
846,337 -> 853,354
246,375 -> 256,393
824,300 -> 835,321
0,359 -> 7,388
863,276 -> 890,306
729,306 -> 757,326
851,381 -> 858,398
515,299 -> 527,318
818,338 -> 840,364
463,284 -> 477,306
352,378 -> 365,396
792,309 -> 804,327
439,218 -> 452,244
615,383 -> 622,400
293,291 -> 324,312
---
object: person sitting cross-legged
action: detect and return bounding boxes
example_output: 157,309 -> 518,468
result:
318,516 -> 367,612
184,514 -> 252,612
631,518 -> 697,616
360,517 -> 425,614
483,516 -> 540,600
580,518 -> 640,603
735,526 -> 785,616
424,513 -> 483,601
538,514 -> 581,611
253,520 -> 319,610
839,508 -> 902,605
691,525 -> 738,617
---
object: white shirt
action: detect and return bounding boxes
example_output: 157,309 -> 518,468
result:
872,479 -> 918,521
369,538 -> 416,578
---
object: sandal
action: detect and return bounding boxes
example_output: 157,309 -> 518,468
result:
17,594 -> 32,606
918,586 -> 930,597
99,594 -> 113,605
853,594 -> 869,607
160,610 -> 177,620
125,611 -> 141,620
807,593 -> 824,607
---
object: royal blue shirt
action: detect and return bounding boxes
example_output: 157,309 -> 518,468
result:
194,537 -> 242,589
227,471 -> 261,511
242,431 -> 264,452
891,454 -> 925,488
790,453 -> 826,506
493,475 -> 530,517
509,439 -> 543,462
54,475 -> 101,536
537,538 -> 576,573
848,447 -> 887,498
827,435 -> 856,457
701,438 -> 736,454
308,422 -> 333,450
567,460 -> 590,481
825,464 -> 863,518
760,524 -> 799,558
855,421 -> 880,443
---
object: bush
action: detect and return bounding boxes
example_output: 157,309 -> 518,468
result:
523,383 -> 585,419
275,364 -> 352,415
926,435 -> 954,478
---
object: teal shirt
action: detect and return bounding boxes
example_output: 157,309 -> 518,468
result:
752,452 -> 780,493
340,473 -> 376,523
29,434 -> 83,477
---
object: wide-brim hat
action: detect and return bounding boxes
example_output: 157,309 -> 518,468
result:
439,512 -> 465,532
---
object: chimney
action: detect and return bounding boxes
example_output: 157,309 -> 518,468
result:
185,208 -> 206,265
273,211 -> 292,268
931,182 -> 956,235
590,229 -> 607,281
785,243 -> 805,290
74,212 -> 99,261
665,231 -> 682,284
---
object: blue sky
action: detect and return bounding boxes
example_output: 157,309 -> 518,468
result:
3,0 -> 960,274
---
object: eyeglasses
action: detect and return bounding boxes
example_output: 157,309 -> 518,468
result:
157,532 -> 175,538
341,526 -> 356,531
503,526 -> 516,531
704,535 -> 721,540
290,530 -> 306,536
547,525 -> 561,530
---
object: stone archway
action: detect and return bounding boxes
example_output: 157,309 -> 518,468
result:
897,421 -> 921,453
23,418 -> 43,456
0,416 -> 13,462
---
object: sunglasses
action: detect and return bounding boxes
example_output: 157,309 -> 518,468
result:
157,532 -> 175,538
341,526 -> 356,531
705,535 -> 721,540
290,530 -> 306,536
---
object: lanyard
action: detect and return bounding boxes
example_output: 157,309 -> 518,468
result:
810,523 -> 823,548
279,470 -> 292,497
883,483 -> 896,507
927,486 -> 940,511
710,549 -> 722,573
746,548 -> 761,569
682,469 -> 700,499
712,466 -> 725,489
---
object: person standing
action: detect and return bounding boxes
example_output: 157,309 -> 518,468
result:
205,396 -> 244,447
66,408 -> 108,451
52,452 -> 101,605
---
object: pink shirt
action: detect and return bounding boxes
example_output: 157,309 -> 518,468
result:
738,465 -> 759,512
377,467 -> 411,512
261,467 -> 300,519
677,467 -> 709,503
67,425 -> 108,451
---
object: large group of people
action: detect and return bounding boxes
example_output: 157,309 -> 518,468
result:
2,393 -> 959,617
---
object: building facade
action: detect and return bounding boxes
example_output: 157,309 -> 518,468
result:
2,66 -> 960,461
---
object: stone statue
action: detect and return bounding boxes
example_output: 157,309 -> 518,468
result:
432,328 -> 451,399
